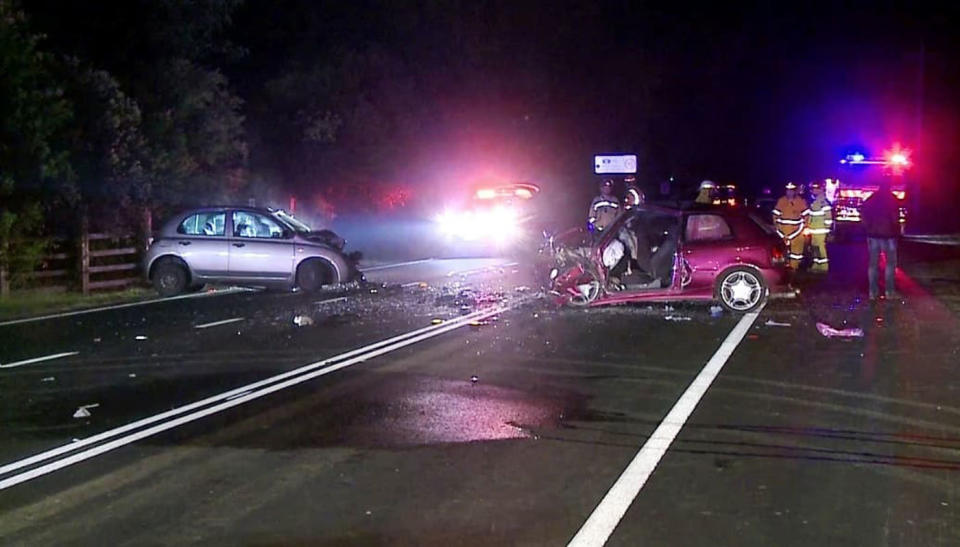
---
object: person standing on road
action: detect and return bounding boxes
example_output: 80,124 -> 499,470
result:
772,182 -> 809,270
806,180 -> 833,273
861,179 -> 900,300
623,176 -> 644,210
588,179 -> 620,233
695,180 -> 715,204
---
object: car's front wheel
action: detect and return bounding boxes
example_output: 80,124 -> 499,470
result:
716,267 -> 767,313
296,259 -> 337,292
567,268 -> 602,307
152,259 -> 189,297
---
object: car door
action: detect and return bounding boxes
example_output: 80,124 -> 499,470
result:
681,213 -> 734,291
171,211 -> 229,276
227,210 -> 295,279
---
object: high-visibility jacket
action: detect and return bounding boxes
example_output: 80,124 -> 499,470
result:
624,184 -> 644,209
772,196 -> 809,241
806,196 -> 832,235
588,195 -> 620,231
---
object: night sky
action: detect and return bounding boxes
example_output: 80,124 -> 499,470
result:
25,1 -> 960,218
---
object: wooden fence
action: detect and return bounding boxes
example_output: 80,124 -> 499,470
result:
0,213 -> 151,297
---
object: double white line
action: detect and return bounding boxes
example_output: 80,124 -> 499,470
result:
0,297 -> 530,491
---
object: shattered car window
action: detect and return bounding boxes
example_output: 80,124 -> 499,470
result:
233,211 -> 285,238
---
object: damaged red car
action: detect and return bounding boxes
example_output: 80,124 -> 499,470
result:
542,205 -> 791,312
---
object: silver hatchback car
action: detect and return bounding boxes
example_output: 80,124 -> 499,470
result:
145,207 -> 362,296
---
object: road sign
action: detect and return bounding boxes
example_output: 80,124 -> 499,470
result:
594,154 -> 637,175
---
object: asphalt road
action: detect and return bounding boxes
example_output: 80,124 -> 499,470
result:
1,247 -> 958,546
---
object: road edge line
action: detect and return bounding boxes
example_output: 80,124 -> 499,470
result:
568,303 -> 766,547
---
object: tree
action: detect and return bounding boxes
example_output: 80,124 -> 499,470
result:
0,0 -> 71,288
59,59 -> 149,226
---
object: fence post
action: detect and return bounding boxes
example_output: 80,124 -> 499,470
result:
0,257 -> 8,299
140,207 -> 152,255
79,215 -> 90,295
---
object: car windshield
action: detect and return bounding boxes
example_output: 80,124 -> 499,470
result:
273,210 -> 312,233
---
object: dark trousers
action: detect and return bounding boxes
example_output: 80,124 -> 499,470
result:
867,237 -> 897,297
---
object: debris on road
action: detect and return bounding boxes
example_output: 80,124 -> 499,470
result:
764,320 -> 792,327
128,373 -> 137,378
41,376 -> 56,382
470,375 -> 479,384
709,305 -> 723,318
293,315 -> 314,327
665,315 -> 692,322
134,335 -> 148,341
72,403 -> 100,419
93,337 -> 102,343
431,318 -> 444,325
816,322 -> 864,338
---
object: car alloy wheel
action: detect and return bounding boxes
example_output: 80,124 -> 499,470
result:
568,270 -> 601,307
718,268 -> 765,312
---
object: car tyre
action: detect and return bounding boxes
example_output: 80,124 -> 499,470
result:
715,266 -> 767,313
297,259 -> 335,293
567,267 -> 602,307
152,259 -> 189,297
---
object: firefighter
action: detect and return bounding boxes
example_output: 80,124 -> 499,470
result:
588,178 -> 620,232
806,180 -> 832,272
695,180 -> 715,204
623,176 -> 645,209
772,181 -> 809,269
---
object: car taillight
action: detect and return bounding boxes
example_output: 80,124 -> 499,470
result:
770,245 -> 785,266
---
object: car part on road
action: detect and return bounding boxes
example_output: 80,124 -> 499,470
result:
764,319 -> 792,327
715,267 -> 767,313
816,322 -> 864,337
72,404 -> 99,419
292,315 -> 314,327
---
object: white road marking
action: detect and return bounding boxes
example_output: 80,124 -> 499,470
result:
0,296 -> 534,490
361,258 -> 433,271
568,304 -> 766,547
0,288 -> 251,327
225,390 -> 252,401
0,352 -> 79,369
194,317 -> 245,329
314,296 -> 348,305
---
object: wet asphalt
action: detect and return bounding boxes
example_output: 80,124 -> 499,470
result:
0,246 -> 958,546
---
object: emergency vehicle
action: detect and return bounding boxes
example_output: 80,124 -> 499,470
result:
827,148 -> 909,235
